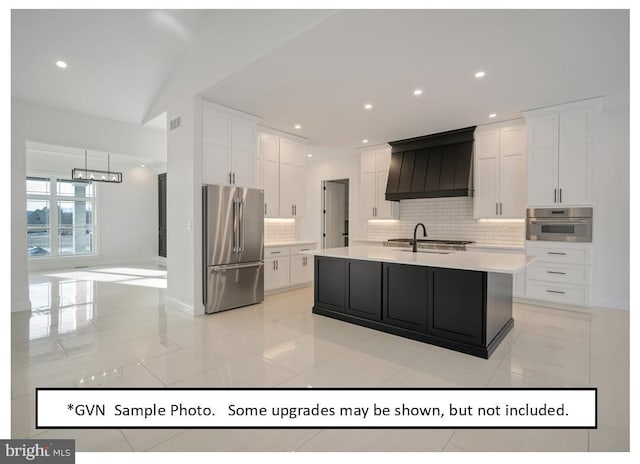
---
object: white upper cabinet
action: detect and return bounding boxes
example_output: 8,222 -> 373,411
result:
523,97 -> 602,207
201,100 -> 259,188
257,130 -> 307,218
360,146 -> 399,219
473,120 -> 526,219
259,133 -> 279,216
279,138 -> 306,218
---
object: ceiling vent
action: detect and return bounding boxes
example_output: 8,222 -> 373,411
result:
169,116 -> 181,131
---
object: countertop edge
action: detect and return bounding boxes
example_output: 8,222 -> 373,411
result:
302,246 -> 534,274
265,240 -> 319,247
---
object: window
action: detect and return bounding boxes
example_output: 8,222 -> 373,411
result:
27,177 -> 96,257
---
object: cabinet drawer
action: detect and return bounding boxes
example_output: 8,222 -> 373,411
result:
290,244 -> 316,256
526,263 -> 590,286
526,244 -> 591,264
525,281 -> 589,306
265,246 -> 290,257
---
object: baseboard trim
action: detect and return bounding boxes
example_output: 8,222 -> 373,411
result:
166,296 -> 195,316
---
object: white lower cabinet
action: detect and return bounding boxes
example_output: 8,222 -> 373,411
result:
264,243 -> 317,292
524,241 -> 592,306
290,255 -> 314,286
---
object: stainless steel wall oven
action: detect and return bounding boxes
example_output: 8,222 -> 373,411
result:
526,207 -> 592,242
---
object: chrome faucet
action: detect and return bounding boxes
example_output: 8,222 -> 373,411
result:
412,223 -> 427,252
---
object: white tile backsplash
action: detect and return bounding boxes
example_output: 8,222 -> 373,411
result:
264,220 -> 297,243
367,197 -> 525,246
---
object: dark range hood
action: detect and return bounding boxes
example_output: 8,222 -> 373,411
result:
385,126 -> 476,201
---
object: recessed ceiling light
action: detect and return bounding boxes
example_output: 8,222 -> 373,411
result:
307,153 -> 313,158
362,139 -> 369,144
413,89 -> 422,96
140,164 -> 146,168
294,124 -> 301,129
364,103 -> 373,110
56,60 -> 68,69
489,113 -> 497,118
475,71 -> 486,78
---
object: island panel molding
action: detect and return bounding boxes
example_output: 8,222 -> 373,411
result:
310,249 -> 520,358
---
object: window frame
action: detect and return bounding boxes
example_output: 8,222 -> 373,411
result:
26,176 -> 98,259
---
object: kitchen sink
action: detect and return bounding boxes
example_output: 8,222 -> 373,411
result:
398,249 -> 454,255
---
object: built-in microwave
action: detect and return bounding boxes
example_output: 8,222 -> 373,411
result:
526,208 -> 593,242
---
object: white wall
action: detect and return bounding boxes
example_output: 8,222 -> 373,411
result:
591,101 -> 630,310
300,147 -> 363,245
26,166 -> 159,272
164,95 -> 202,316
11,98 -> 166,312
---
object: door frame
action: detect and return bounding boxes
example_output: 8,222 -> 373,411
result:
321,178 -> 349,249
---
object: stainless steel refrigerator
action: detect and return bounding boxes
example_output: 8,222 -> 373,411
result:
202,184 -> 264,313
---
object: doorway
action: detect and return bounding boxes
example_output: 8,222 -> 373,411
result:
322,179 -> 349,249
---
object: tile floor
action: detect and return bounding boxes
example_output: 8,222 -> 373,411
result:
11,263 -> 629,452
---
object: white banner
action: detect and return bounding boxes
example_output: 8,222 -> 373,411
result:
36,388 -> 596,428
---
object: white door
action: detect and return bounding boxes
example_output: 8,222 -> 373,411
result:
360,151 -> 376,218
202,109 -> 231,185
558,110 -> 592,206
474,129 -> 500,218
261,134 -> 279,216
324,181 -> 345,248
527,115 -> 559,206
373,149 -> 393,218
272,258 -> 290,289
290,255 -> 313,286
230,118 -> 256,187
499,125 -> 526,218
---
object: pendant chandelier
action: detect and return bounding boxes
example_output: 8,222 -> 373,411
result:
71,150 -> 123,183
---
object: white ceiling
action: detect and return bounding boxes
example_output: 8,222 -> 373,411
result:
201,9 -> 629,148
12,10 -> 208,126
12,9 -> 629,149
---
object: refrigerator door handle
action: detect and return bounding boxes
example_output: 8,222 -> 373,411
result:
209,261 -> 263,272
239,198 -> 246,252
232,197 -> 239,252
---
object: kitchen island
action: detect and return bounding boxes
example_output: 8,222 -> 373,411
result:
302,246 -> 533,358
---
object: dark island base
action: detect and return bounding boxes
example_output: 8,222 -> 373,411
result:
313,306 -> 513,359
312,257 -> 514,359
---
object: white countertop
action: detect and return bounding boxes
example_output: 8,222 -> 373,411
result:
265,240 -> 318,247
302,246 -> 534,274
466,243 -> 526,252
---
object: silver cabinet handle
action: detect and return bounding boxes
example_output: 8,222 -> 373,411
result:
546,289 -> 566,294
500,203 -> 503,215
264,203 -> 267,215
547,270 -> 567,275
229,172 -> 232,184
559,188 -> 562,203
554,188 -> 557,203
292,205 -> 294,216
276,259 -> 278,271
272,261 -> 276,271
294,205 -> 297,216
270,251 -> 281,254
547,252 -> 567,255
372,207 -> 375,217
496,203 -> 498,215
232,172 -> 236,184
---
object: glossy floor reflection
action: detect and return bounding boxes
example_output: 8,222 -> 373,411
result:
12,263 -> 629,451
